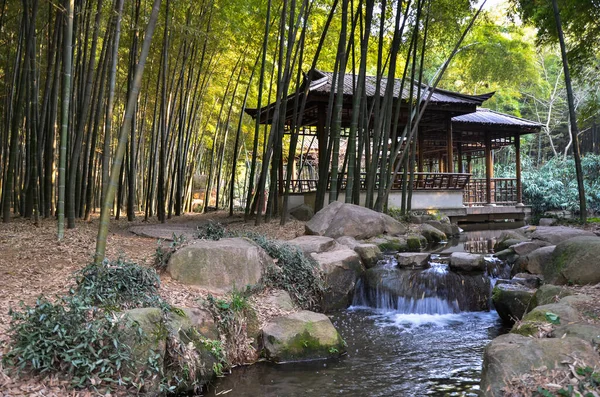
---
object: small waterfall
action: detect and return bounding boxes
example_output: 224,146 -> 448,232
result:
353,258 -> 499,314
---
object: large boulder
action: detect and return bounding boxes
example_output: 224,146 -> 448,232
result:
287,235 -> 337,256
306,202 -> 406,239
167,238 -> 270,292
353,243 -> 383,269
289,204 -> 314,221
449,252 -> 485,272
521,245 -> 556,275
530,226 -> 596,245
512,302 -> 582,336
492,283 -> 535,324
165,308 -> 221,392
121,308 -> 166,391
511,240 -> 550,256
419,223 -> 447,244
311,248 -> 365,311
261,311 -> 346,363
335,236 -> 382,268
531,284 -> 571,307
553,323 -> 600,345
545,236 -> 600,285
480,333 -> 600,396
424,220 -> 459,237
494,230 -> 527,251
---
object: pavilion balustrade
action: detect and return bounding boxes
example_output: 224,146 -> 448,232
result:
463,178 -> 518,206
282,173 -> 518,206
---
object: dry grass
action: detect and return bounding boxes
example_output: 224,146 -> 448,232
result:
0,211 -> 304,396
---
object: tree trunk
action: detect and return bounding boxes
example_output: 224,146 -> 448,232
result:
95,0 -> 162,263
551,0 -> 586,222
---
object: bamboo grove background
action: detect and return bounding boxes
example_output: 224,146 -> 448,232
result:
1,0 -> 599,235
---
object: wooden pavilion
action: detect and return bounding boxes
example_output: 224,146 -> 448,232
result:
246,69 -> 542,223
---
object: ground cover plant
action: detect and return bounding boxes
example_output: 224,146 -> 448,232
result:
3,259 -> 168,392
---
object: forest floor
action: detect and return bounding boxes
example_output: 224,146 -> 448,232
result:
0,211 -> 305,396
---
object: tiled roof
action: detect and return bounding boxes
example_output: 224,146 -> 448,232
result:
452,108 -> 542,127
308,69 -> 494,105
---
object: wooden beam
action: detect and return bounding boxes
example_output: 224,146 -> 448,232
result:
515,132 -> 522,203
485,131 -> 492,204
446,119 -> 454,172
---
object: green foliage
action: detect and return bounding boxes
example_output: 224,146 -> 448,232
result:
386,207 -> 411,222
4,295 -> 146,389
203,290 -> 255,367
196,221 -> 231,240
510,0 -> 600,75
4,259 -> 171,390
496,154 -> 600,216
246,233 -> 324,310
153,233 -> 187,272
76,258 -> 165,310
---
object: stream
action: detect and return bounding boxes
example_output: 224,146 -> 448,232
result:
208,230 -> 512,397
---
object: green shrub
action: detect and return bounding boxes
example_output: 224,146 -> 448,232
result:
246,233 -> 324,310
197,221 -> 230,240
4,259 -> 169,390
76,258 -> 165,310
4,295 -> 146,389
496,154 -> 600,217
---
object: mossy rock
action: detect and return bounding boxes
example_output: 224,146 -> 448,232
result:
419,223 -> 447,244
547,236 -> 600,285
492,283 -> 535,324
121,308 -> 167,390
261,310 -> 346,363
406,234 -> 427,251
510,321 -> 544,337
520,302 -> 581,325
368,235 -> 408,252
493,248 -> 515,260
495,238 -> 525,252
481,333 -> 600,396
165,308 -> 220,393
531,284 -> 572,308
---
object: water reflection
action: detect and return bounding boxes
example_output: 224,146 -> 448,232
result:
208,310 -> 506,397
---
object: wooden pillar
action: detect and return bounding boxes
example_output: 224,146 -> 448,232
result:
438,153 -> 445,172
485,131 -> 493,204
456,132 -> 463,173
417,133 -> 424,173
515,133 -> 522,204
466,155 -> 472,174
446,120 -> 454,173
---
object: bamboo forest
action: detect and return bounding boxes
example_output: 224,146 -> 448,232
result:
2,0 -> 600,396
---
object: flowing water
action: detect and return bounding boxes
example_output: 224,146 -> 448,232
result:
208,230 -> 511,397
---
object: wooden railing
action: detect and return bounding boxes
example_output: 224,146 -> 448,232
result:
463,178 -> 518,206
396,172 -> 471,190
284,172 -> 471,193
284,174 -> 518,206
